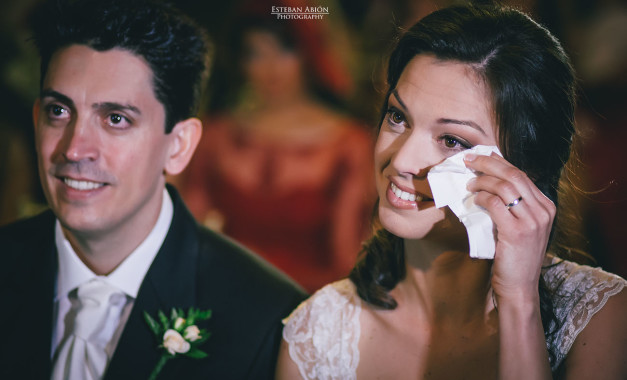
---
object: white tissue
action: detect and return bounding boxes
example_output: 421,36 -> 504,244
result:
427,145 -> 502,259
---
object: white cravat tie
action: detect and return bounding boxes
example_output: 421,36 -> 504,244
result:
52,279 -> 126,380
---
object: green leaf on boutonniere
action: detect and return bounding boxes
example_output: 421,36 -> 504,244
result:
187,307 -> 211,325
143,312 -> 161,336
195,331 -> 211,344
186,348 -> 208,359
158,310 -> 169,329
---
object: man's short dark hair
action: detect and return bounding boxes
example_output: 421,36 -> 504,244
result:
31,0 -> 211,133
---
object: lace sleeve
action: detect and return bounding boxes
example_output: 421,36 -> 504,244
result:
282,279 -> 361,380
544,260 -> 627,371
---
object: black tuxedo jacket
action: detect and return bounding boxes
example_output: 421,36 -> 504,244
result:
0,186 -> 307,379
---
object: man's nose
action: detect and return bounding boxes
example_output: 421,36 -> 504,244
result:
58,116 -> 100,162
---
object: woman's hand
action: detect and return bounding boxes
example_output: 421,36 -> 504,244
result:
465,152 -> 555,380
464,152 -> 555,304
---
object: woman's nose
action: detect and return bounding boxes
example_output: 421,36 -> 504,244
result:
389,132 -> 434,178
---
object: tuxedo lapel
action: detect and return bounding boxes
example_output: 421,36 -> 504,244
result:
105,187 -> 201,379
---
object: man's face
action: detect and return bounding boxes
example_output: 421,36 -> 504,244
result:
34,44 -> 174,241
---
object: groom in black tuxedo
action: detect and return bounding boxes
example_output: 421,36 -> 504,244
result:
0,0 -> 306,379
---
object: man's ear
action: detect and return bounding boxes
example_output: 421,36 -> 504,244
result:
164,117 -> 202,176
33,98 -> 40,130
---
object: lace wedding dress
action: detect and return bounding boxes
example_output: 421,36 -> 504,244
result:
283,259 -> 626,379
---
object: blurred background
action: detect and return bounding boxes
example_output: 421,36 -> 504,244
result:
1,0 -> 626,290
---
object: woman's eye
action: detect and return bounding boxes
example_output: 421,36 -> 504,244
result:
444,136 -> 459,148
390,111 -> 404,124
441,135 -> 472,150
386,108 -> 406,127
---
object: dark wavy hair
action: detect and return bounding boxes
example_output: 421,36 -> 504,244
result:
349,3 -> 576,367
30,0 -> 211,133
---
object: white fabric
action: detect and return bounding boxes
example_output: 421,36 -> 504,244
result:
427,145 -> 502,259
52,189 -> 173,360
544,257 -> 627,370
51,279 -> 126,380
283,260 -> 626,378
282,280 -> 361,380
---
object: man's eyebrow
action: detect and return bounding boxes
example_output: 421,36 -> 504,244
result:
40,90 -> 141,116
40,89 -> 75,109
94,102 -> 141,115
391,89 -> 409,112
438,118 -> 487,135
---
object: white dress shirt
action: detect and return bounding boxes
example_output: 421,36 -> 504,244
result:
51,189 -> 173,359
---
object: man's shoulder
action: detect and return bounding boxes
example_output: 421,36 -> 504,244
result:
0,211 -> 56,287
162,186 -> 307,314
0,209 -> 54,233
0,210 -> 55,252
194,225 -> 306,301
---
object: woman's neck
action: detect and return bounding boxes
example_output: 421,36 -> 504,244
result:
393,238 -> 495,326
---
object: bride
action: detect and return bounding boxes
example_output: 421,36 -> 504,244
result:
275,4 -> 627,380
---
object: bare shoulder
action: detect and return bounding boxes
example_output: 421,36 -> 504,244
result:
561,287 -> 627,379
275,337 -> 305,380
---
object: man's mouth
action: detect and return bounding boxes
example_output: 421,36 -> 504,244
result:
63,178 -> 106,191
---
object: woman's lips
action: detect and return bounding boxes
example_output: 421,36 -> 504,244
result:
386,181 -> 433,210
390,182 -> 420,202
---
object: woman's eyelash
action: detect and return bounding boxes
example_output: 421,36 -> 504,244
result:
440,134 -> 473,149
383,106 -> 473,150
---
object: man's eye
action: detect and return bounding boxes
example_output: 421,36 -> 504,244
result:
47,104 -> 69,118
106,113 -> 131,128
52,106 -> 64,116
110,114 -> 123,124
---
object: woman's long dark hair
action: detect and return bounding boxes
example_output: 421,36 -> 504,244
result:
349,3 -> 577,367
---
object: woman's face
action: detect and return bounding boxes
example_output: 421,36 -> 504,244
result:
242,30 -> 305,102
375,54 -> 499,241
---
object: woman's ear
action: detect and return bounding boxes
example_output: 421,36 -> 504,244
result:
164,117 -> 202,176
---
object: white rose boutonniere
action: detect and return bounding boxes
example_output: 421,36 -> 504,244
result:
184,325 -> 201,342
144,307 -> 212,380
163,329 -> 191,354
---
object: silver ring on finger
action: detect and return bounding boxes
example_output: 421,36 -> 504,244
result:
506,196 -> 523,210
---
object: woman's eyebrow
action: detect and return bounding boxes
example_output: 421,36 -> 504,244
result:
391,89 -> 409,112
392,89 -> 487,135
437,118 -> 487,135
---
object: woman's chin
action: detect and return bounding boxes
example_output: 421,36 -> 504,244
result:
379,205 -> 466,241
